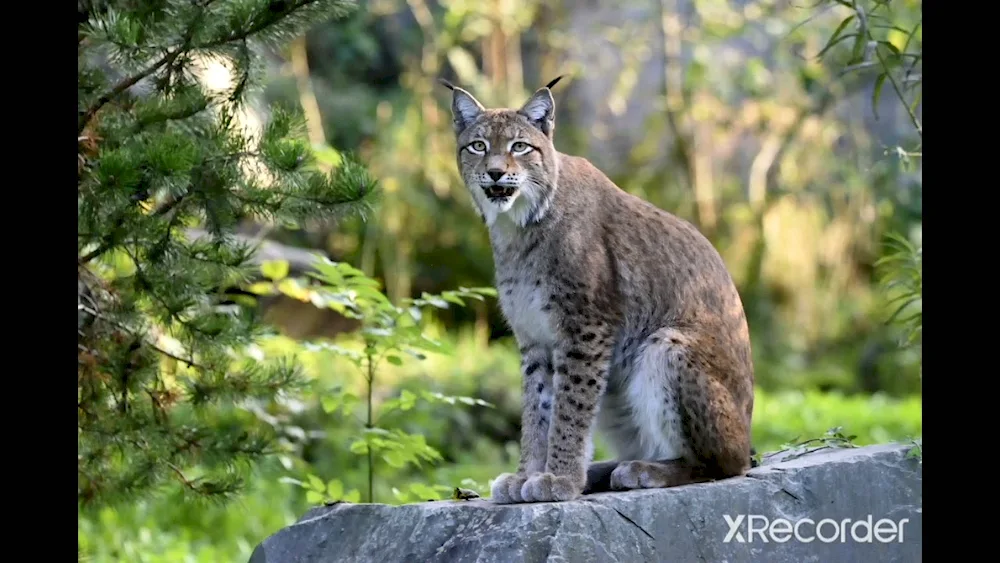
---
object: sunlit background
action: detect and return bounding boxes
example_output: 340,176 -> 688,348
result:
79,0 -> 921,560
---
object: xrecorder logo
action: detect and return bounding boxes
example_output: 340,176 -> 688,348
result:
723,514 -> 910,544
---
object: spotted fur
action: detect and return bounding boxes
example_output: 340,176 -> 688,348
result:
443,78 -> 755,504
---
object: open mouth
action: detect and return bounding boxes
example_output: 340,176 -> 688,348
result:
483,185 -> 517,200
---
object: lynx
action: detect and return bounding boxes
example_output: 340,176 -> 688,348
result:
441,76 -> 755,504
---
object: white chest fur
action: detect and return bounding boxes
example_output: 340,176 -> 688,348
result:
498,277 -> 558,347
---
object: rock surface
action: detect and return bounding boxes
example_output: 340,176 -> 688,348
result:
250,442 -> 921,563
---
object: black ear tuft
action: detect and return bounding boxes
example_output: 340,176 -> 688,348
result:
438,78 -> 456,91
544,75 -> 566,90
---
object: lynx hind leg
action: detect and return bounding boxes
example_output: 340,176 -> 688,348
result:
679,373 -> 754,479
609,328 -> 753,491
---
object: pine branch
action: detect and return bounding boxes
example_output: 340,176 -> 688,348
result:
78,193 -> 188,266
78,0 -> 219,134
78,53 -> 176,134
201,0 -> 324,48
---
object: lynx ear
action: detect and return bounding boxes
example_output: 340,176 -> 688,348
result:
439,79 -> 485,134
518,78 -> 562,137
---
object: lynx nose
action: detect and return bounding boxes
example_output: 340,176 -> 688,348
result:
487,169 -> 504,182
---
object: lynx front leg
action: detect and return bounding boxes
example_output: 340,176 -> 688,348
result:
520,328 -> 613,502
491,344 -> 553,504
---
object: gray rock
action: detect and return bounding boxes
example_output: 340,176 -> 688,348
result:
250,442 -> 921,563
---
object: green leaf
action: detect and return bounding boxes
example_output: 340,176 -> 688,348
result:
261,260 -> 290,281
872,73 -> 887,120
901,20 -> 922,54
349,440 -> 369,455
305,491 -> 325,504
870,23 -> 911,34
344,489 -> 361,503
340,393 -> 360,417
419,391 -> 492,408
886,296 -> 921,325
400,389 -> 416,410
362,427 -> 393,438
391,487 -> 412,503
320,395 -> 340,414
878,39 -> 901,58
302,342 -> 363,363
350,285 -> 393,308
404,336 -> 448,354
336,261 -> 368,278
421,292 -> 450,309
280,477 -> 304,487
382,450 -> 407,468
309,291 -> 327,308
404,348 -> 427,361
246,281 -> 276,295
380,395 -> 402,414
909,90 -> 922,114
307,474 -> 325,492
276,278 -> 310,301
850,33 -> 866,64
386,355 -> 403,366
816,15 -> 856,59
460,286 -> 498,298
421,391 -> 452,405
326,479 -> 344,499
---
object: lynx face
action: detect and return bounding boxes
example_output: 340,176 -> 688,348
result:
448,86 -> 560,227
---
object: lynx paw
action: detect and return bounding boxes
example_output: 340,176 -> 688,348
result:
520,472 -> 581,503
611,461 -> 669,490
610,460 -> 704,490
490,473 -> 530,504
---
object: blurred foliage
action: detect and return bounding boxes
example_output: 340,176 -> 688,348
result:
813,0 -> 922,135
876,232 -> 921,349
248,257 -> 497,504
808,0 -> 922,358
840,0 -> 923,352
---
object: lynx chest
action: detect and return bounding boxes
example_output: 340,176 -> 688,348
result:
498,275 -> 558,347
491,224 -> 562,347
490,226 -> 559,345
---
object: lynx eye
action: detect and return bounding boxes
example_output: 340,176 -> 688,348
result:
511,141 -> 531,154
467,140 -> 487,154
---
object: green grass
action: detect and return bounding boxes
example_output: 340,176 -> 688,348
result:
751,387 -> 921,452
